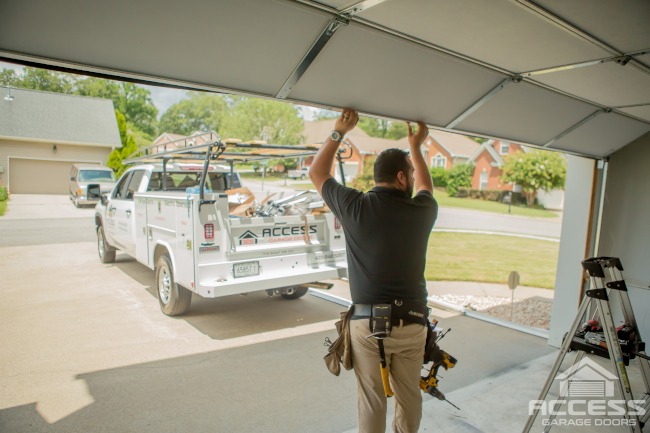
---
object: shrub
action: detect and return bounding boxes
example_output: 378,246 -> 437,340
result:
446,163 -> 474,197
429,167 -> 448,188
0,186 -> 8,201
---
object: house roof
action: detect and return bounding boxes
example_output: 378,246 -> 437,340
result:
428,130 -> 480,158
397,129 -> 481,158
468,139 -> 505,166
0,86 -> 121,147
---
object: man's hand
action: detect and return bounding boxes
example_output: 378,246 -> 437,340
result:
335,109 -> 359,135
407,121 -> 433,194
309,109 -> 358,194
407,121 -> 429,147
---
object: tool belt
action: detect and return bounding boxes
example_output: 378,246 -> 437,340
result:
351,300 -> 429,327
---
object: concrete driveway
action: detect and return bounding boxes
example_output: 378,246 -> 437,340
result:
0,195 -> 560,433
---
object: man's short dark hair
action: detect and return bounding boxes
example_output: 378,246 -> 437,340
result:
374,148 -> 410,183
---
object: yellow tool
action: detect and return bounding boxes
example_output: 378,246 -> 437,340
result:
420,344 -> 459,409
378,339 -> 394,397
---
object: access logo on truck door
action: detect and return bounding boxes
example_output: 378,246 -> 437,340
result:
237,224 -> 318,245
239,230 -> 258,245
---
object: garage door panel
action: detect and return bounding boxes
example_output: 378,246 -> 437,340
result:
10,159 -> 72,194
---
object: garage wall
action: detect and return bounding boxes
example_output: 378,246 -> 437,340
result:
0,138 -> 113,193
597,131 -> 650,340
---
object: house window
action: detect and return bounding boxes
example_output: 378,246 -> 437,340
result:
479,169 -> 488,191
431,153 -> 447,168
500,142 -> 509,154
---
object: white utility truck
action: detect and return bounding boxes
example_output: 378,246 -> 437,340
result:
92,132 -> 352,315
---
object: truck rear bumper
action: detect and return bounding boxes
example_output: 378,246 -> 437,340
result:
196,267 -> 346,298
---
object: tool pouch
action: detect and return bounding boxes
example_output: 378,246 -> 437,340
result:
324,308 -> 353,376
423,320 -> 441,364
371,304 -> 392,336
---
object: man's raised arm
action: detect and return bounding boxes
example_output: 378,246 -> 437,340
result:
309,109 -> 359,194
408,121 -> 433,194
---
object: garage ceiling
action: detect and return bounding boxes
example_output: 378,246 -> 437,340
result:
1,0 -> 649,158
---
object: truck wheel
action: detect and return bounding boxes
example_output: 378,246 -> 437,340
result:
281,286 -> 309,300
73,195 -> 80,208
300,174 -> 306,180
97,225 -> 116,263
155,253 -> 191,316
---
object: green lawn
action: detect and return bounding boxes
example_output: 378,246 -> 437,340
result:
425,232 -> 558,289
0,200 -> 6,216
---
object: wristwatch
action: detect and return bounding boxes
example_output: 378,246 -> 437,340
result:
330,130 -> 343,142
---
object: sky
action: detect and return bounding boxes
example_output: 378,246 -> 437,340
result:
0,60 -> 318,120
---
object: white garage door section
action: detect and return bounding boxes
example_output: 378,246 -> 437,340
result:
9,159 -> 73,194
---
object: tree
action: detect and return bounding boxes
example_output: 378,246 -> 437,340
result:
501,150 -> 566,206
357,118 -> 407,140
0,67 -> 74,93
220,97 -> 304,144
446,163 -> 474,197
158,92 -> 228,135
114,83 -> 158,136
107,133 -> 140,178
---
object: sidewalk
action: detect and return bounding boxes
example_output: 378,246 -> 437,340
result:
1,194 -> 95,220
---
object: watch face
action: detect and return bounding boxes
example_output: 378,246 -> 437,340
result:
331,130 -> 342,141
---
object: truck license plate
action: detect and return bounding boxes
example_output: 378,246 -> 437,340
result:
233,261 -> 260,278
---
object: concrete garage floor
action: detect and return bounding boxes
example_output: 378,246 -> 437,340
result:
0,241 -> 558,433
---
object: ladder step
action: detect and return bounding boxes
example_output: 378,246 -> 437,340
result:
570,335 -> 633,365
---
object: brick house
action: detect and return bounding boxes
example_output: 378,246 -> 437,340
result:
421,130 -> 480,169
467,139 -> 525,191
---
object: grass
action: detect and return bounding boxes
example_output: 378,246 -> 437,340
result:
425,232 -> 558,289
0,200 -> 6,216
285,182 -> 559,218
433,189 -> 559,218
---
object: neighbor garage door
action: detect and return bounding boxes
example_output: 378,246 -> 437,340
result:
9,159 -> 73,194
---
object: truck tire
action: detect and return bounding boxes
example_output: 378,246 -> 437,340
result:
281,286 -> 309,300
97,225 -> 116,263
73,194 -> 80,208
300,174 -> 306,180
155,253 -> 192,316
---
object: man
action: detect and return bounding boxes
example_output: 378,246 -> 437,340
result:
309,109 -> 438,433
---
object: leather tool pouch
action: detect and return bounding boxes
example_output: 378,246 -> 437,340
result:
371,304 -> 392,336
324,308 -> 353,376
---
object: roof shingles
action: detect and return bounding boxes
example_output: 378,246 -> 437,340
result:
0,86 -> 121,147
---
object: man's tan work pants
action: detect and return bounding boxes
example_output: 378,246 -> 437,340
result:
350,319 -> 427,433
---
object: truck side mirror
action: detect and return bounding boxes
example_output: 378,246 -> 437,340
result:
70,176 -> 76,181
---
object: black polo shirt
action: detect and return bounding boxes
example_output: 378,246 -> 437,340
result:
321,178 -> 438,305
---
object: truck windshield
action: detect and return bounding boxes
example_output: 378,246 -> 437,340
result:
148,171 -> 232,191
78,170 -> 115,182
